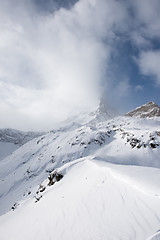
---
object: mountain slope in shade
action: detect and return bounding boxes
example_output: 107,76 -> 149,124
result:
0,129 -> 44,160
0,142 -> 19,161
125,101 -> 160,118
147,231 -> 160,240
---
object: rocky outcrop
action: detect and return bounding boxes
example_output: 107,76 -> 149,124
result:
125,101 -> 160,118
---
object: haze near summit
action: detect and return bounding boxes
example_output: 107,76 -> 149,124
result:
0,0 -> 160,130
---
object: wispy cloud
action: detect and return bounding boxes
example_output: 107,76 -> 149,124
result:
138,50 -> 160,85
0,0 -> 160,130
135,85 -> 143,92
0,0 -> 128,130
129,0 -> 160,85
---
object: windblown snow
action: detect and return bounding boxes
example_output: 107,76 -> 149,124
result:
0,106 -> 160,240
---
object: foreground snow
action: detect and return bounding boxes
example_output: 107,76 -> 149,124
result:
0,159 -> 160,240
147,232 -> 160,240
0,115 -> 160,239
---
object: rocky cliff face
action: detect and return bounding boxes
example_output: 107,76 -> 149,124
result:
125,101 -> 160,118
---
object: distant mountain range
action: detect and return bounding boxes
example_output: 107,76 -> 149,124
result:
0,129 -> 44,160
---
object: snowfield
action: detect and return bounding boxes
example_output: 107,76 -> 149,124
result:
0,114 -> 160,240
0,142 -> 19,161
147,232 -> 160,240
0,128 -> 43,160
0,159 -> 160,240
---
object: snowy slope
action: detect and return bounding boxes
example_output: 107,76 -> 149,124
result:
0,142 -> 19,161
147,232 -> 160,240
0,128 -> 44,160
0,159 -> 160,240
0,106 -> 160,239
0,116 -> 160,216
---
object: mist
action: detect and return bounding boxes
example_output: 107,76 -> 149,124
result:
0,0 -> 160,130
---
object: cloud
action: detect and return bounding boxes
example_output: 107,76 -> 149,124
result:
113,78 -> 131,99
128,0 -> 160,48
1,0 -> 160,131
0,0 -> 128,131
127,0 -> 160,93
132,0 -> 160,35
138,50 -> 160,85
135,85 -> 143,92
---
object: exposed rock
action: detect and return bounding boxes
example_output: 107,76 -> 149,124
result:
48,171 -> 63,186
11,203 -> 19,210
125,101 -> 160,118
35,195 -> 42,203
150,143 -> 159,148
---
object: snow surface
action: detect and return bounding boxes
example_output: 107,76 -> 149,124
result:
0,115 -> 160,239
0,159 -> 160,240
0,128 -> 44,160
147,232 -> 160,240
0,142 -> 19,160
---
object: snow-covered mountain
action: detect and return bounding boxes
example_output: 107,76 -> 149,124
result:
60,100 -> 118,128
0,102 -> 160,240
125,101 -> 160,118
0,129 -> 44,160
89,101 -> 118,123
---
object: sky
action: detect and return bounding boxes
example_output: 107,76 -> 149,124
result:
0,0 -> 160,131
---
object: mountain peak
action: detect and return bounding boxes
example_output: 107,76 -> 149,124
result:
145,101 -> 158,106
125,101 -> 160,118
89,101 -> 118,123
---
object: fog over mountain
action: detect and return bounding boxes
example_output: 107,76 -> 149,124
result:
0,0 -> 160,130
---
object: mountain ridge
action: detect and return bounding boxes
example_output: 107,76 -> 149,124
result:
125,101 -> 160,118
0,101 -> 160,240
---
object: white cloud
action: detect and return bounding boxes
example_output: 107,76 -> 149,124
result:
114,79 -> 131,98
138,50 -> 160,85
128,0 -> 160,91
129,0 -> 160,47
0,0 -> 128,130
2,0 -> 160,130
135,85 -> 143,92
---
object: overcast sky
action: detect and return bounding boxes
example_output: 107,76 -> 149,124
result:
0,0 -> 160,131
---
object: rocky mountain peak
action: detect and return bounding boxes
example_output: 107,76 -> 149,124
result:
125,101 -> 160,118
89,101 -> 118,123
